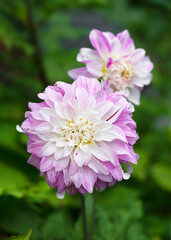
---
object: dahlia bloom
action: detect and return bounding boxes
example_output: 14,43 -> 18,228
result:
17,76 -> 139,198
68,29 -> 153,105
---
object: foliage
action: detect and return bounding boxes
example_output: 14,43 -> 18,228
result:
0,0 -> 171,239
2,229 -> 32,240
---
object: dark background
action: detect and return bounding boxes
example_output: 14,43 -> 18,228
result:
0,0 -> 171,239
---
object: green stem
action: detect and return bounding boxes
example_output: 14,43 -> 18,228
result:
90,191 -> 97,240
81,195 -> 88,240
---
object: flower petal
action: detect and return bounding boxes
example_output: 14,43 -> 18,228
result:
127,87 -> 140,105
73,76 -> 101,95
89,29 -> 110,59
68,67 -> 93,80
117,30 -> 134,50
41,142 -> 56,156
77,48 -> 101,63
87,61 -> 103,78
55,157 -> 70,172
89,141 -> 114,163
82,167 -> 97,193
40,156 -> 54,172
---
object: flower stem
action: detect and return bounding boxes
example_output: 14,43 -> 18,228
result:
81,195 -> 88,240
90,191 -> 97,240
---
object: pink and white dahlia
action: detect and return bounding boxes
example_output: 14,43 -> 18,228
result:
17,76 -> 139,198
68,29 -> 153,105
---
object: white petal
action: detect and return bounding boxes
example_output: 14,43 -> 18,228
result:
41,142 -> 56,156
74,147 -> 88,167
39,108 -> 56,122
77,48 -> 101,63
127,87 -> 140,105
16,125 -> 24,132
111,37 -> 122,54
87,61 -> 103,78
54,102 -> 66,119
130,49 -> 145,64
123,172 -> 130,180
133,74 -> 152,87
94,101 -> 113,118
76,87 -> 89,109
56,191 -> 65,199
109,125 -> 127,142
88,157 -> 108,175
89,141 -> 113,162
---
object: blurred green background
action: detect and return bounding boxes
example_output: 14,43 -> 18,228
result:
0,0 -> 171,239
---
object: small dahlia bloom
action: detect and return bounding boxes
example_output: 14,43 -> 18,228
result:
68,29 -> 153,105
17,76 -> 139,198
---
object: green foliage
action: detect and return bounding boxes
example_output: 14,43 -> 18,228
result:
3,229 -> 32,240
0,0 -> 170,239
151,163 -> 171,191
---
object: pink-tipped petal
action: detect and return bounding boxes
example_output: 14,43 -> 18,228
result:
68,67 -> 92,80
19,75 -> 139,198
89,29 -> 111,60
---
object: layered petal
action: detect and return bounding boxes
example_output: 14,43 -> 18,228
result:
69,29 -> 153,105
18,76 -> 139,198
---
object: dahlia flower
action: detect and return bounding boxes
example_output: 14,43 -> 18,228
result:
68,29 -> 153,105
17,76 -> 138,198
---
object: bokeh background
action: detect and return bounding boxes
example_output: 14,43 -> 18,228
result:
0,0 -> 171,239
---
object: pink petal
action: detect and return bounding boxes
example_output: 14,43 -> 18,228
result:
102,31 -> 115,41
35,122 -> 52,133
55,157 -> 70,172
88,157 -> 109,175
46,168 -> 56,183
55,81 -> 71,96
102,161 -> 123,181
76,87 -> 89,109
40,156 -> 54,172
108,139 -> 130,155
68,67 -> 93,80
108,125 -> 127,142
82,167 -> 97,193
73,76 -> 101,95
130,49 -> 146,64
95,179 -> 107,190
28,155 -> 41,169
69,156 -> 80,176
117,30 -> 134,50
27,141 -> 44,156
89,29 -> 111,59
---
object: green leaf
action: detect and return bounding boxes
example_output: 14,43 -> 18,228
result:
133,148 -> 150,181
0,121 -> 25,154
0,14 -> 33,55
3,229 -> 32,240
42,212 -> 72,240
151,164 -> 171,191
0,196 -> 40,240
0,161 -> 31,197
